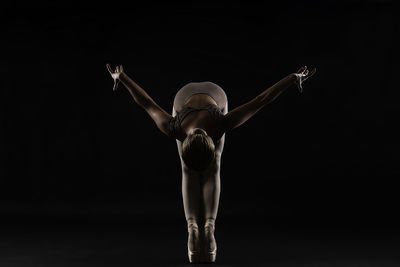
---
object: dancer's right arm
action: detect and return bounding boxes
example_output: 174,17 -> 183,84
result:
107,64 -> 172,137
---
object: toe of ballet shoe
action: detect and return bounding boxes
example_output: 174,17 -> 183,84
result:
200,248 -> 217,263
188,248 -> 201,263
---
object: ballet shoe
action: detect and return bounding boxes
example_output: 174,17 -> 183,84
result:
187,220 -> 201,263
201,218 -> 217,263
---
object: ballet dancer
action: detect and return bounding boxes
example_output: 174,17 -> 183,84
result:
106,63 -> 316,263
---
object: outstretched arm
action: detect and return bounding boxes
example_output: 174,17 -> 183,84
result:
222,66 -> 316,132
107,64 -> 172,137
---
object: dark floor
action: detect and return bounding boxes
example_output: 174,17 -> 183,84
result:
1,210 -> 400,267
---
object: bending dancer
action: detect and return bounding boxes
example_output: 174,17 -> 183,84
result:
106,64 -> 316,263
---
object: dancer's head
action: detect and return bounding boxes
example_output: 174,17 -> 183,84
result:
182,128 -> 215,171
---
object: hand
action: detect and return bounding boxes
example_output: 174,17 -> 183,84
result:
106,64 -> 124,91
294,65 -> 316,93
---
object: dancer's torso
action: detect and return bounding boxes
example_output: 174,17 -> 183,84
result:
171,81 -> 228,143
179,94 -> 223,141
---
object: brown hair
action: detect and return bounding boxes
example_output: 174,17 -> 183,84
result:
182,131 -> 215,171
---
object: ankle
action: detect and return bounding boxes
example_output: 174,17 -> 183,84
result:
204,218 -> 215,231
187,219 -> 199,231
205,218 -> 215,225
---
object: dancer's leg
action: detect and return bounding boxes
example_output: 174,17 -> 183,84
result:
181,164 -> 202,222
201,96 -> 227,221
200,98 -> 227,262
179,143 -> 203,261
173,107 -> 202,223
199,139 -> 223,261
201,139 -> 223,221
173,106 -> 202,260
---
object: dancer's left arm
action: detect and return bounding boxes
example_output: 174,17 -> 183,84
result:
222,66 -> 316,132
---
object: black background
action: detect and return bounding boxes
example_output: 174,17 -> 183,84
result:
1,1 -> 399,266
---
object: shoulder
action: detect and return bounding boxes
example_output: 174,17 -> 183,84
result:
167,113 -> 187,142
